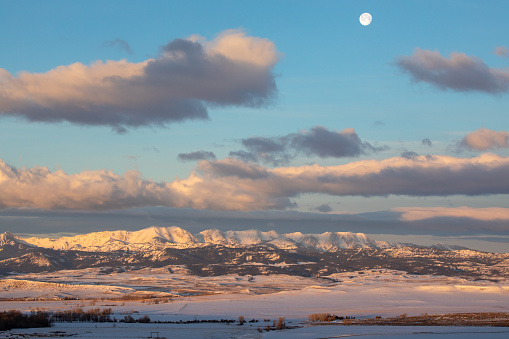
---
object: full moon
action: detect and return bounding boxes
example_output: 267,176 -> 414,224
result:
359,12 -> 372,26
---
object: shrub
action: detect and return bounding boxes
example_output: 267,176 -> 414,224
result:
276,317 -> 286,330
308,313 -> 335,322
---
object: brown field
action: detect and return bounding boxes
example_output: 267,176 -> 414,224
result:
309,312 -> 509,327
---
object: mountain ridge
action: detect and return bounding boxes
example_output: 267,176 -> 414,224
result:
17,226 -> 400,252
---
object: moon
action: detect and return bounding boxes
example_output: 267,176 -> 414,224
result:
359,12 -> 372,26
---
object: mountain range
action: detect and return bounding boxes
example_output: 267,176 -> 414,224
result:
1,226 -> 507,280
17,226 -> 399,252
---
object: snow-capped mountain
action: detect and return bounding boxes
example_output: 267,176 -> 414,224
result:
1,226 -> 508,280
20,226 -> 398,252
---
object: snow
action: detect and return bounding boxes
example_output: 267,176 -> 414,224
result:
0,278 -> 135,299
0,322 -> 266,339
1,269 -> 508,338
22,226 -> 200,251
2,269 -> 508,318
3,225 -> 509,339
0,321 -> 508,339
197,228 -> 228,244
262,326 -> 509,339
17,226 -> 398,252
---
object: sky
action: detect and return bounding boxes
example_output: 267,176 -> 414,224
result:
0,0 -> 508,252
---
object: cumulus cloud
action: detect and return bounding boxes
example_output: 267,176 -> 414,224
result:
395,206 -> 509,222
1,153 -> 508,211
0,160 -> 175,210
396,48 -> 509,93
0,29 -> 279,132
103,38 -> 133,55
494,46 -> 509,58
458,127 -> 509,151
230,126 -> 387,166
178,151 -> 216,162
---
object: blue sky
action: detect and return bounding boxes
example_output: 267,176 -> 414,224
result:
0,1 -> 508,252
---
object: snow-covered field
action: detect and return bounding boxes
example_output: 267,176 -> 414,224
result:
1,322 -> 508,339
1,268 -> 508,338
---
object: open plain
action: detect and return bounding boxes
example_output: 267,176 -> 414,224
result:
1,268 -> 508,338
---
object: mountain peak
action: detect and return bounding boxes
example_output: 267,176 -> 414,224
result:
0,232 -> 29,246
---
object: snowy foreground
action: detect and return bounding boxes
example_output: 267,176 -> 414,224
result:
1,269 -> 508,338
2,323 -> 509,339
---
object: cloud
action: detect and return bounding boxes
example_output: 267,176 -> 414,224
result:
400,151 -> 419,159
0,160 -> 175,210
315,204 -> 332,213
230,126 -> 387,166
231,136 -> 291,166
290,127 -> 387,157
422,138 -> 432,147
242,137 -> 286,153
0,29 -> 279,132
199,160 -> 271,180
494,46 -> 509,57
228,150 -> 262,164
178,151 -> 216,162
103,38 -> 133,55
458,127 -> 509,151
396,48 -> 509,93
0,153 -> 508,212
395,206 -> 509,222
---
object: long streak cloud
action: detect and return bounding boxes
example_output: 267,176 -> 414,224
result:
0,153 -> 508,211
394,207 -> 509,222
0,30 -> 279,132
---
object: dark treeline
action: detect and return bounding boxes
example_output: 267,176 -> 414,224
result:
1,308 -> 149,331
0,310 -> 51,331
1,308 -> 251,332
46,308 -> 151,324
51,308 -> 113,322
